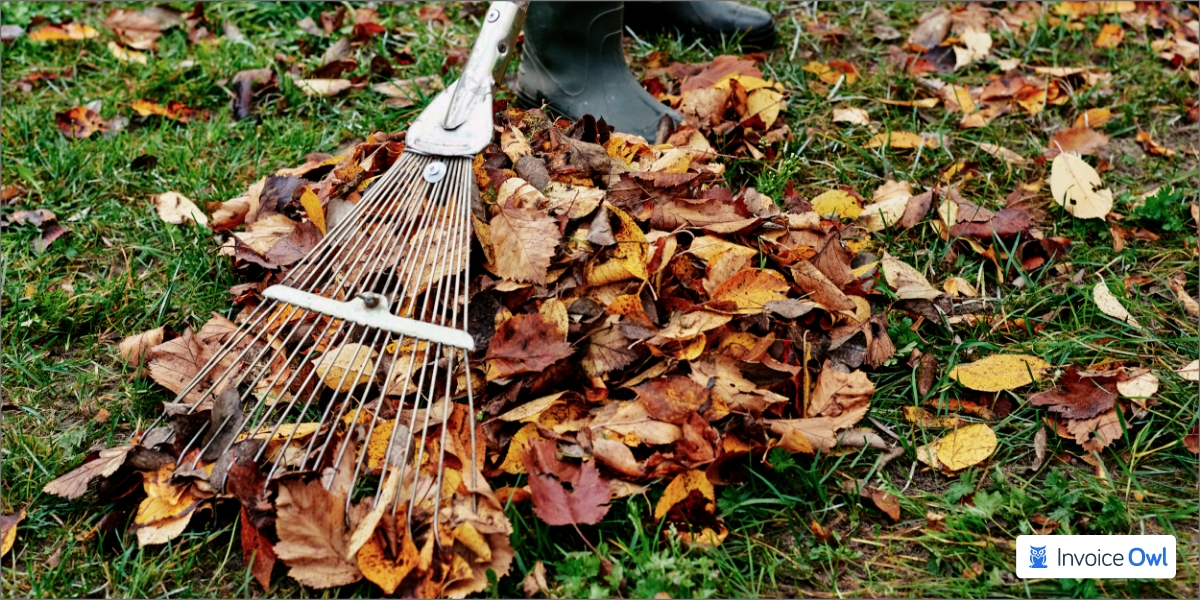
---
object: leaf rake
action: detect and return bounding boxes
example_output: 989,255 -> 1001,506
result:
137,2 -> 527,544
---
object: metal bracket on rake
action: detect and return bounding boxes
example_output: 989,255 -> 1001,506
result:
262,285 -> 475,351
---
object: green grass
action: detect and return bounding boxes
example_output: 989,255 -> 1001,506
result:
3,2 -> 1197,598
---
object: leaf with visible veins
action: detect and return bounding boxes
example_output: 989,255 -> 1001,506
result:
1028,367 -> 1118,420
522,439 -> 610,526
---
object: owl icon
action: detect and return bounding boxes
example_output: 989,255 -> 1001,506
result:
1029,546 -> 1049,568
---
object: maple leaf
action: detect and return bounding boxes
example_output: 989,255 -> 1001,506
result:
522,439 -> 610,526
485,314 -> 573,380
1028,367 -> 1118,420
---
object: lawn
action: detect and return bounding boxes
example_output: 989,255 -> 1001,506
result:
2,2 -> 1198,598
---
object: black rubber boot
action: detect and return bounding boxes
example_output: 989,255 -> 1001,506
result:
625,2 -> 777,49
516,1 -> 680,141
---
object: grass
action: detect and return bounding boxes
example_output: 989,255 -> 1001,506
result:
2,1 -> 1197,598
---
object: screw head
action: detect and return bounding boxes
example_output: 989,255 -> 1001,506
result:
422,161 -> 447,184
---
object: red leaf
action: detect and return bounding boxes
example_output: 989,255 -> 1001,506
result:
522,439 -> 610,526
240,506 -> 277,591
485,314 -> 573,379
1028,367 -> 1118,420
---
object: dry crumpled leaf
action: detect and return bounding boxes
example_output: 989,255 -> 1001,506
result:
880,252 -> 942,301
1028,367 -> 1118,420
1175,360 -> 1199,382
274,478 -> 363,588
42,445 -> 136,499
295,78 -> 353,97
769,365 -> 873,453
1045,125 -> 1109,158
105,8 -> 163,50
860,180 -> 913,232
55,106 -> 108,139
1050,152 -> 1112,219
866,131 -> 936,150
948,354 -> 1050,392
154,192 -> 209,227
316,343 -> 378,391
832,107 -> 870,125
1093,280 -> 1139,327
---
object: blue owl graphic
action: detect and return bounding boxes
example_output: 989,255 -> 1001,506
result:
1029,545 -> 1048,568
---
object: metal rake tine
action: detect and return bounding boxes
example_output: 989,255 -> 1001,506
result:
258,157 -> 440,487
308,155 -> 458,476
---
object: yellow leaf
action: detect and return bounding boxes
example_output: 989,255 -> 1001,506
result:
948,354 -> 1051,392
654,471 -> 714,520
584,205 -> 647,285
29,23 -> 100,42
710,269 -> 790,314
866,131 -> 936,149
0,508 -> 25,558
935,424 -> 997,471
860,180 -> 912,232
811,189 -> 862,219
300,188 -> 326,235
1094,23 -> 1124,49
746,88 -> 783,129
356,524 -> 419,595
1074,108 -> 1114,128
108,41 -> 147,65
1093,280 -> 1139,327
1050,152 -> 1113,219
497,392 -> 565,423
315,343 -> 378,392
498,423 -> 542,475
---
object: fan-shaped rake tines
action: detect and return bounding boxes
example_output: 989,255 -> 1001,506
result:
141,151 -> 482,539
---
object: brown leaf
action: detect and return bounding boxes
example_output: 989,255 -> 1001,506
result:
523,561 -> 550,598
264,221 -> 323,267
1135,129 -> 1176,158
489,204 -> 559,284
43,445 -> 135,499
633,376 -> 710,424
907,7 -> 950,51
154,192 -> 209,227
1045,125 -> 1109,158
274,478 -> 362,588
485,314 -> 573,380
523,439 -> 611,526
105,9 -> 162,50
770,366 -> 874,453
55,106 -> 108,139
118,326 -> 166,370
791,259 -> 855,311
1066,408 -> 1123,452
681,55 -> 762,92
1028,367 -> 1118,420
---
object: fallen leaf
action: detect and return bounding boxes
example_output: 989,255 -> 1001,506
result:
1184,425 -> 1199,454
486,314 -> 573,380
1066,408 -> 1123,452
935,423 -> 997,471
880,252 -> 942,301
948,354 -> 1051,392
1073,108 -> 1115,128
154,192 -> 209,227
295,79 -> 353,97
240,506 -> 277,592
1176,360 -> 1200,382
709,269 -> 790,314
523,561 -> 550,598
108,41 -> 148,65
866,131 -> 936,149
654,470 -> 714,520
832,106 -> 870,125
1135,129 -> 1176,158
1028,367 -> 1117,420
489,203 -> 560,284
1045,125 -> 1109,157
811,189 -> 862,219
43,445 -> 136,499
633,376 -> 710,424
105,8 -> 162,49
1094,23 -> 1124,49
975,143 -> 1028,166
523,439 -> 610,526
55,106 -> 108,139
1,508 -> 25,558
274,478 -> 362,588
1116,370 -> 1159,399
1050,152 -> 1113,219
952,27 -> 992,69
1093,279 -> 1139,327
315,343 -> 377,392
356,521 -> 419,595
1168,275 -> 1200,317
860,180 -> 912,232
29,23 -> 100,42
118,326 -> 166,369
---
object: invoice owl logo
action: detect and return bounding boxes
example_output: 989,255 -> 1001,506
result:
1029,545 -> 1049,569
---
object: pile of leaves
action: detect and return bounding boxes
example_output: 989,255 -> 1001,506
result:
32,3 -> 1200,594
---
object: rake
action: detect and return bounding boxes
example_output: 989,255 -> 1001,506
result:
139,1 -> 527,541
